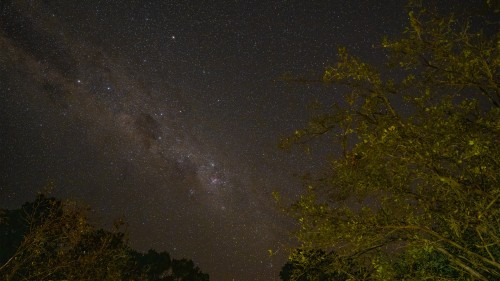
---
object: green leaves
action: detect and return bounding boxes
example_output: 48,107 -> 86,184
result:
281,2 -> 500,280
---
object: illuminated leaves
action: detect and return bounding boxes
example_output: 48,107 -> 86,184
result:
281,2 -> 500,280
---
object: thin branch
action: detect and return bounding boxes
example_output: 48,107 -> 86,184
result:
435,246 -> 489,281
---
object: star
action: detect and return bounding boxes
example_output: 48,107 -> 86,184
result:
0,0 -> 429,280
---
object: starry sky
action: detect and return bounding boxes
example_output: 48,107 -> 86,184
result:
0,0 -> 448,280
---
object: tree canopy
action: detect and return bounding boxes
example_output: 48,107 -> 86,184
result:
0,195 -> 210,281
279,1 -> 499,280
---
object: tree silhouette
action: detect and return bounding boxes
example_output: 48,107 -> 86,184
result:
0,195 -> 210,281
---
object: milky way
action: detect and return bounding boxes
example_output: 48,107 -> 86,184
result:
0,1 -> 291,279
0,0 -> 414,280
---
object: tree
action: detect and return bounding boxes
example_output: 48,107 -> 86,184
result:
131,249 -> 172,281
0,195 -> 133,280
279,1 -> 499,280
169,259 -> 210,281
0,195 -> 210,281
279,249 -> 356,281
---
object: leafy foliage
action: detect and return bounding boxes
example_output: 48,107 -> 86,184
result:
0,195 -> 210,281
279,2 -> 499,280
279,249 -> 370,281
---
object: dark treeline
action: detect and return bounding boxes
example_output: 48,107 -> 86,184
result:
0,195 -> 209,281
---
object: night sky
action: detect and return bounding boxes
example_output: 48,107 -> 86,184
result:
0,0 -> 431,280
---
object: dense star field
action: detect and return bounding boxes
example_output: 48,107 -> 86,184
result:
0,0 -> 474,280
